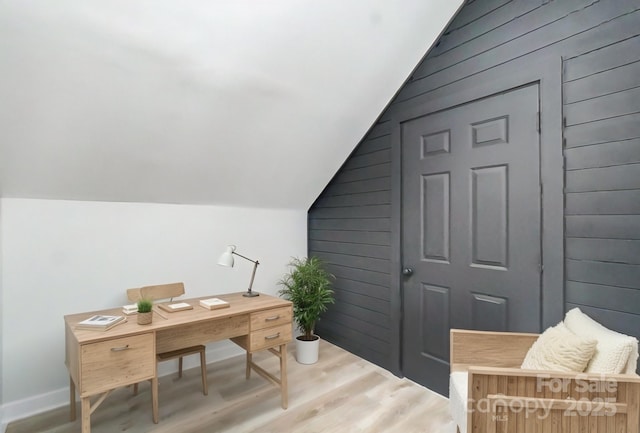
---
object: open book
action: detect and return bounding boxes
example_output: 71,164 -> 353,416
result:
76,315 -> 126,331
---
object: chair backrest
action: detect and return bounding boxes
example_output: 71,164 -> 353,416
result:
127,282 -> 185,302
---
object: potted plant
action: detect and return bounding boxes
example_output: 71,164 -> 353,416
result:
137,298 -> 153,325
278,256 -> 335,364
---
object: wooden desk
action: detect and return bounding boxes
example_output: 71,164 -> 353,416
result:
64,292 -> 292,433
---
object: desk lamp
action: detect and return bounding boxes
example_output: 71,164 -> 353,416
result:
218,245 -> 260,297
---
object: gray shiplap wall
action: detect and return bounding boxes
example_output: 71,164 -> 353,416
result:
309,122 -> 393,369
564,33 -> 640,339
309,0 -> 640,373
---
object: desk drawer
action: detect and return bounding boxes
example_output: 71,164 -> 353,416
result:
251,306 -> 292,331
156,314 -> 249,353
249,323 -> 292,352
80,333 -> 154,396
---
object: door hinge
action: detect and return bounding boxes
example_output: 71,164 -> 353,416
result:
537,111 -> 541,132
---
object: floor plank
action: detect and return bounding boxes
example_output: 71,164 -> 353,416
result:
7,340 -> 455,433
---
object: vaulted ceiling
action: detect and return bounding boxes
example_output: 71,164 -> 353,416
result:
0,0 -> 462,209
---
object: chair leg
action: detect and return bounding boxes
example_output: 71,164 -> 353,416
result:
200,349 -> 208,395
156,346 -> 207,395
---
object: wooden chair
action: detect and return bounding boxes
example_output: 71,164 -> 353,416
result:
449,329 -> 640,433
127,282 -> 208,396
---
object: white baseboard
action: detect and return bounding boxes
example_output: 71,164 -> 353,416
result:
1,343 -> 243,431
2,388 -> 65,433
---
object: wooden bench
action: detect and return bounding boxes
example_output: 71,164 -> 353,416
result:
449,329 -> 640,433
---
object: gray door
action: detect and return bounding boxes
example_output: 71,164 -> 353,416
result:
401,84 -> 542,395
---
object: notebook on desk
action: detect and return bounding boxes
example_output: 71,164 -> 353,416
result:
157,302 -> 194,313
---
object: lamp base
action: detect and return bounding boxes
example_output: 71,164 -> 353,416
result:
243,291 -> 260,297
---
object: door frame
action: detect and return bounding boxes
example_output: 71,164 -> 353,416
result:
387,53 -> 564,376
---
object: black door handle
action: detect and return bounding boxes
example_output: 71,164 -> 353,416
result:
402,267 -> 414,276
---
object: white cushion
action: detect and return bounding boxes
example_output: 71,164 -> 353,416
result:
521,322 -> 597,372
449,371 -> 468,433
628,345 -> 640,375
564,308 -> 638,375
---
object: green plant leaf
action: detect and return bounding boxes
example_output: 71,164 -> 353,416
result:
277,256 -> 335,340
137,298 -> 153,313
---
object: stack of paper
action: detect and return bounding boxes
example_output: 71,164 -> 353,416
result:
122,304 -> 138,315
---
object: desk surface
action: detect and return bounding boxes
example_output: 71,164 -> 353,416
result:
65,292 -> 292,433
65,292 -> 292,344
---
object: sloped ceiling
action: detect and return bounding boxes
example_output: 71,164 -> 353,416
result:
0,0 -> 462,209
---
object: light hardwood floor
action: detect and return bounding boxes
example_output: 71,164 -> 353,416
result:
7,340 -> 455,433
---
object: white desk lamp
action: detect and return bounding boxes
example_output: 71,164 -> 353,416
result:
218,245 -> 260,297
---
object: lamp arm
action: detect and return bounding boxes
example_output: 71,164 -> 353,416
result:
226,248 -> 260,297
232,251 -> 259,264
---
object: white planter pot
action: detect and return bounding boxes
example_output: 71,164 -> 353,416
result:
295,335 -> 320,364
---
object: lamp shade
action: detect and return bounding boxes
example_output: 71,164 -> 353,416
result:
217,245 -> 236,267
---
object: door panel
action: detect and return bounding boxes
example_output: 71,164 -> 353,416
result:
401,84 -> 541,395
421,173 -> 450,262
471,165 -> 508,268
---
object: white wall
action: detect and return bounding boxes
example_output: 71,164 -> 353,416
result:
0,198 -> 307,426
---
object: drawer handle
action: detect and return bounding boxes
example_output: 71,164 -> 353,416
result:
110,345 -> 130,352
264,333 -> 281,340
265,315 -> 280,322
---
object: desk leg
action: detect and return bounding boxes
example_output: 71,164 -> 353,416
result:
246,352 -> 252,379
69,376 -> 76,421
151,377 -> 159,424
81,397 -> 91,433
280,344 -> 288,409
